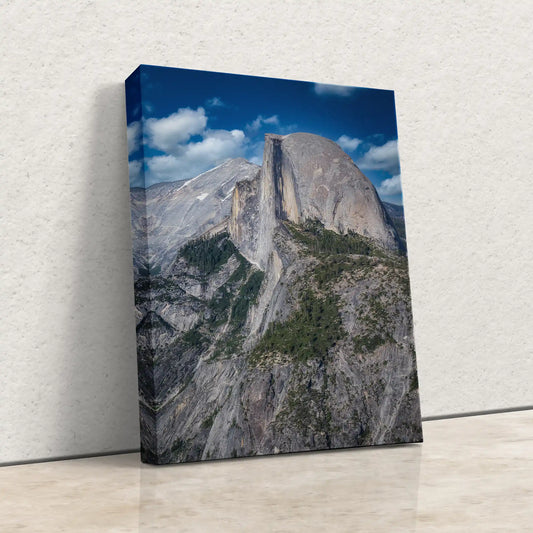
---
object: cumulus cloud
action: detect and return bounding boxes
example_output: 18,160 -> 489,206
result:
246,114 -> 280,134
144,107 -> 207,154
247,140 -> 266,165
313,83 -> 356,97
356,140 -> 400,173
134,106 -> 298,186
206,96 -> 225,107
145,155 -> 181,183
184,129 -> 245,162
128,160 -> 144,188
138,106 -> 250,185
127,121 -> 141,155
377,174 -> 402,197
336,135 -> 362,152
145,128 -> 246,185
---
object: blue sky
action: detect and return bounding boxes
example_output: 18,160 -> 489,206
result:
126,65 -> 404,204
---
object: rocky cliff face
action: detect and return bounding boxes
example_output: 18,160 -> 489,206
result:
229,133 -> 399,269
130,158 -> 260,278
131,133 -> 421,464
135,223 -> 421,464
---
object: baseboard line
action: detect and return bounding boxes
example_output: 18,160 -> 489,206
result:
422,405 -> 533,421
2,405 -> 532,467
0,448 -> 140,468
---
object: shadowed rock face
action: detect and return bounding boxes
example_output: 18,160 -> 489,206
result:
229,133 -> 399,269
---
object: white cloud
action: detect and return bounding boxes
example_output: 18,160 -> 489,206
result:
139,106 -> 251,185
145,155 -> 180,182
145,128 -> 246,185
144,107 -> 207,154
128,160 -> 144,188
337,135 -> 362,152
248,140 -> 265,165
263,115 -> 279,125
377,174 -> 402,197
206,96 -> 225,107
357,140 -> 400,173
185,129 -> 245,161
247,114 -> 280,134
127,121 -> 141,155
313,83 -> 356,97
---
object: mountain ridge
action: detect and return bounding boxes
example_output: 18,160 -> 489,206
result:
130,137 -> 404,278
129,132 -> 420,463
130,158 -> 260,278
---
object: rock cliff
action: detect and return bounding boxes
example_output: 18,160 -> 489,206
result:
130,158 -> 260,278
229,133 -> 399,269
131,133 -> 421,464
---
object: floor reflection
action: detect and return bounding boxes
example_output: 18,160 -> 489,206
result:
139,444 -> 422,532
2,412 -> 531,531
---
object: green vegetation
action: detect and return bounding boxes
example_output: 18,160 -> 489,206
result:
180,326 -> 207,348
280,386 -> 321,431
352,291 -> 397,355
313,255 -> 374,289
352,333 -> 389,353
144,231 -> 267,361
246,220 -> 397,364
180,231 -> 238,275
365,295 -> 390,324
202,407 -> 220,429
227,256 -> 248,283
134,275 -> 187,305
273,376 -> 334,440
251,290 -> 345,364
209,269 -> 264,359
212,333 -> 245,360
230,270 -> 265,328
355,297 -> 387,353
204,267 -> 264,332
178,231 -> 265,335
286,219 -> 373,257
207,285 -> 233,326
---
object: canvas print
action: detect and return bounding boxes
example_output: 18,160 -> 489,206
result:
125,65 -> 422,464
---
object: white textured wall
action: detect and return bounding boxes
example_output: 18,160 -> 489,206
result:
1,1 -> 531,463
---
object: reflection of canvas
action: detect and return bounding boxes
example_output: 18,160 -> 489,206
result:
125,65 -> 422,464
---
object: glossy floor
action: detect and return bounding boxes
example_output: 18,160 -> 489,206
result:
1,410 -> 531,532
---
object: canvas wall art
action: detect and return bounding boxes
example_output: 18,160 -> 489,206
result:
125,65 -> 422,464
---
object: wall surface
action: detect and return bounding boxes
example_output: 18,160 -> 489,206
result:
1,0 -> 532,464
